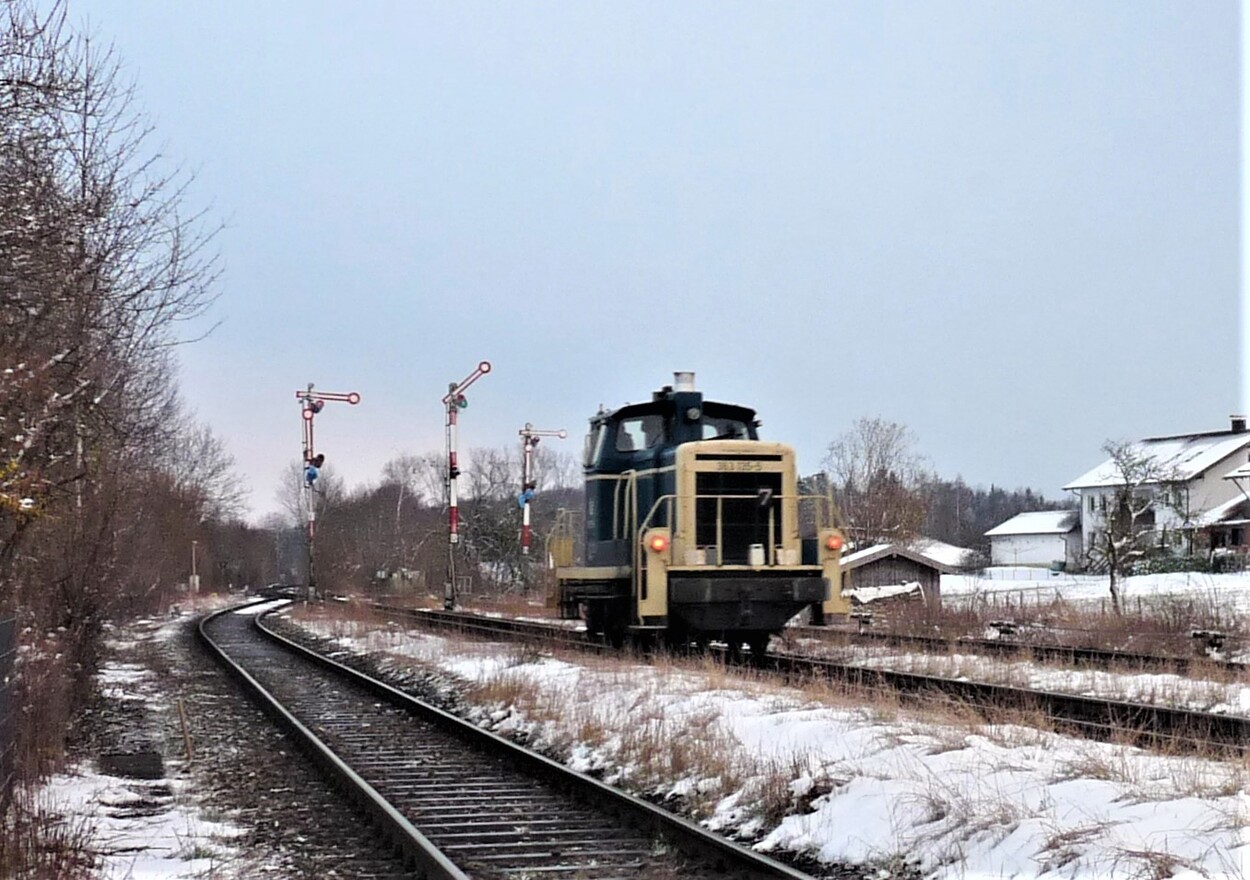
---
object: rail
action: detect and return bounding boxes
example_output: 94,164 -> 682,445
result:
198,601 -> 467,879
373,605 -> 1250,756
206,600 -> 815,878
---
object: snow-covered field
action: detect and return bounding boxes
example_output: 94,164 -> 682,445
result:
292,612 -> 1250,879
942,569 -> 1250,616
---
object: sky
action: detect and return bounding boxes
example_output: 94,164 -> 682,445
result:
73,1 -> 1241,521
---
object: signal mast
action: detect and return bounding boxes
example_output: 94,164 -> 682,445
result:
294,383 -> 360,601
517,423 -> 566,556
441,361 -> 491,609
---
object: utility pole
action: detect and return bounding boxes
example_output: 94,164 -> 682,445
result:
295,384 -> 361,602
517,424 -> 566,557
441,361 -> 491,609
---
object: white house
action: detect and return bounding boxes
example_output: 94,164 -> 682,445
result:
985,511 -> 1081,568
1062,417 -> 1250,555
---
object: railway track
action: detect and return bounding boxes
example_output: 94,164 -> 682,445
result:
199,601 -> 817,880
790,625 -> 1247,677
367,605 -> 1250,756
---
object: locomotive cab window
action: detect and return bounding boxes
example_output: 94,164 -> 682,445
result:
616,415 -> 666,452
584,426 -> 606,467
701,416 -> 749,441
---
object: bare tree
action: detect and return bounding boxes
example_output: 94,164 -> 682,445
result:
1085,440 -> 1180,615
822,417 -> 929,547
1,0 -> 217,592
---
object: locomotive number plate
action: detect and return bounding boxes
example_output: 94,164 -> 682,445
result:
714,460 -> 763,472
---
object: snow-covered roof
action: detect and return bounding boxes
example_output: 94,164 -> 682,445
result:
846,581 -> 924,605
1191,496 -> 1250,528
984,510 -> 1079,537
1222,460 -> 1250,481
909,537 -> 976,568
1063,432 -> 1250,490
840,543 -> 954,573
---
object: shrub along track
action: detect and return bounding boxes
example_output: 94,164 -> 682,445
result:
366,605 -> 1249,757
199,602 -> 820,880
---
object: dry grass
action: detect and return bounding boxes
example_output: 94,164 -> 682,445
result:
899,583 -> 1250,659
0,788 -> 97,879
286,602 -> 1250,876
1109,847 -> 1203,880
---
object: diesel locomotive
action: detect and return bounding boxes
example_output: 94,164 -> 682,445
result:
552,372 -> 849,652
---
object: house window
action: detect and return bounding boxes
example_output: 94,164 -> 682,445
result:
1099,495 -> 1107,513
1233,527 -> 1245,547
1087,496 -> 1094,513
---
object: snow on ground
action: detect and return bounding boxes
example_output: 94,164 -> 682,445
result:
293,614 -> 1250,879
229,597 -> 290,616
38,767 -> 243,880
791,641 -> 1250,718
36,596 -> 248,879
942,570 -> 1250,616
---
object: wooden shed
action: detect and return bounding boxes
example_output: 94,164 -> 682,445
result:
840,543 -> 951,608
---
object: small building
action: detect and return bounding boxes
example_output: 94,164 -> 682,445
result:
984,510 -> 1081,568
840,543 -> 949,607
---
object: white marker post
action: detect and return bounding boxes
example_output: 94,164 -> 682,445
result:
294,384 -> 361,602
518,423 -> 567,555
441,361 -> 491,609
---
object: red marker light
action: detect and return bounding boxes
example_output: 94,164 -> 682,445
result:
825,534 -> 844,552
648,534 -> 668,553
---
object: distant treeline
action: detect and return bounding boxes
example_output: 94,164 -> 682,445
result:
921,478 -> 1073,555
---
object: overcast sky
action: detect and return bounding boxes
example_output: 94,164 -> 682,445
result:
76,1 -> 1240,520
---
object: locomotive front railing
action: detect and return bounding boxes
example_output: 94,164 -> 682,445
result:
636,493 -> 835,571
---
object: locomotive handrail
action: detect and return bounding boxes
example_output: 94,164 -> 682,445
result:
636,492 -> 835,537
632,492 -> 836,580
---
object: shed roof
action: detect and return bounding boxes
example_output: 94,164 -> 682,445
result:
909,537 -> 976,568
985,510 -> 1079,538
840,543 -> 954,574
1063,433 -> 1250,490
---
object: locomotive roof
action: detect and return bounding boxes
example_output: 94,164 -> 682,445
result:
593,396 -> 757,425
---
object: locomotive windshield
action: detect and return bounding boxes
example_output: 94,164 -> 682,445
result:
616,415 -> 666,452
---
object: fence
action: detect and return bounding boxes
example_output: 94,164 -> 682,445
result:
0,615 -> 14,811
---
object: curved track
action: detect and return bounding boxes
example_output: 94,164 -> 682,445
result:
374,605 -> 1249,756
199,602 -> 815,880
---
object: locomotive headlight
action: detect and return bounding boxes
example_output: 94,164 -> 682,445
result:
685,407 -> 701,421
819,530 -> 845,559
644,530 -> 670,554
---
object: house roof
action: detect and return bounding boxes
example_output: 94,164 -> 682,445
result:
1062,432 -> 1250,491
840,543 -> 954,574
1222,461 -> 1250,481
985,510 -> 1079,537
1191,495 -> 1250,528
